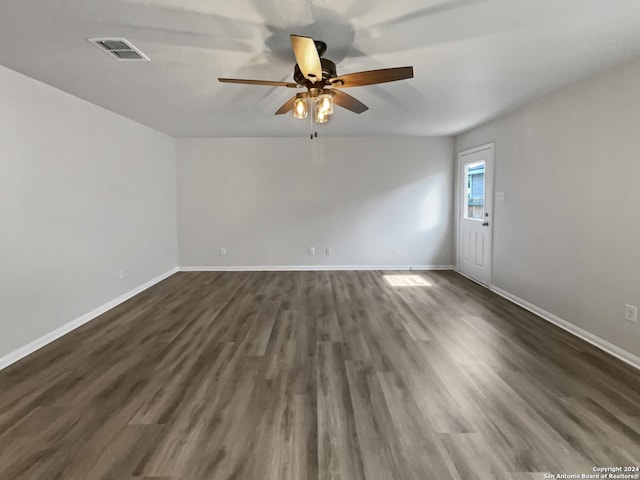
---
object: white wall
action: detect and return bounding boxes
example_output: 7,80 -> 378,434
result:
177,137 -> 454,268
456,58 -> 640,358
0,65 -> 177,360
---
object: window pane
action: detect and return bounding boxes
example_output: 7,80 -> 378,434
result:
465,161 -> 485,220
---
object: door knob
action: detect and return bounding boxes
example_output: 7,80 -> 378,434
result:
482,222 -> 489,226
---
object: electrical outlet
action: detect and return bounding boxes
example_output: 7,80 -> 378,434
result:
118,269 -> 125,280
393,246 -> 399,255
624,304 -> 638,323
326,247 -> 332,255
309,247 -> 315,256
220,247 -> 227,256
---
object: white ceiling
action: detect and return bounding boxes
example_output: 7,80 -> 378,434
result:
1,0 -> 640,138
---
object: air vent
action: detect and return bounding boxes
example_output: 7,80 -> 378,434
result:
87,38 -> 150,61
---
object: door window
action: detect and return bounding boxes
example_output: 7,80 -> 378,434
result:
464,161 -> 485,220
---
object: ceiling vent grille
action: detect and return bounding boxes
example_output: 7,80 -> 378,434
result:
87,38 -> 150,61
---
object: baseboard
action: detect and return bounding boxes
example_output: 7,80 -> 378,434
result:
0,267 -> 179,372
490,285 -> 640,371
454,268 -> 489,287
179,265 -> 455,272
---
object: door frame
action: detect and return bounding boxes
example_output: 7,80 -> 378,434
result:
455,142 -> 495,286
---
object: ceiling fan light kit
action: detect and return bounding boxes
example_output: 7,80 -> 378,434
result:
292,88 -> 334,122
218,34 -> 414,127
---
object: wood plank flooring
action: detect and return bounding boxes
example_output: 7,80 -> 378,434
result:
0,270 -> 639,479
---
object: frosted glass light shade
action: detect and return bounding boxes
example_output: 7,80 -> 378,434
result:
293,94 -> 308,119
318,90 -> 333,115
314,105 -> 328,123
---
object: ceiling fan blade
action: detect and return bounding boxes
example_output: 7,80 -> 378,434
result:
218,78 -> 299,88
275,96 -> 297,115
329,66 -> 414,88
290,34 -> 322,83
332,90 -> 369,114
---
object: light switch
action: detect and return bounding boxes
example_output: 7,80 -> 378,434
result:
496,191 -> 506,201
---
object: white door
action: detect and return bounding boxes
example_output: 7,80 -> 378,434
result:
457,145 -> 494,285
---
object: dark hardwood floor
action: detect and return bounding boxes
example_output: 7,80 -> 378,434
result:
0,270 -> 639,479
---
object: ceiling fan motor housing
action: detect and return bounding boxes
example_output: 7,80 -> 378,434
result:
294,58 -> 337,85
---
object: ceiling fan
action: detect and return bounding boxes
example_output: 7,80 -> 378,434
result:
218,34 -> 414,124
